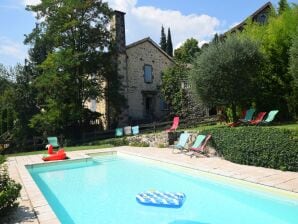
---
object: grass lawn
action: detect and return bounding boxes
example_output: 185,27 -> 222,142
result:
7,144 -> 113,157
5,122 -> 297,157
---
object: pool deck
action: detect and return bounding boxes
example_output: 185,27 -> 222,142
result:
4,146 -> 298,224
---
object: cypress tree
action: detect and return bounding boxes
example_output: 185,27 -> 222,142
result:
160,26 -> 167,51
278,0 -> 290,14
166,28 -> 173,57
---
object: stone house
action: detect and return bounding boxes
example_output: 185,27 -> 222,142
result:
226,1 -> 273,34
88,11 -> 174,129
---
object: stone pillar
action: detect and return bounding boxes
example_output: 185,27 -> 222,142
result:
111,10 -> 129,126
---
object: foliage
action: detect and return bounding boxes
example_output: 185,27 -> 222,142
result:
166,28 -> 173,57
159,26 -> 167,52
24,0 -> 122,137
240,5 -> 298,120
278,0 -> 290,14
0,156 -> 22,216
174,38 -> 200,63
190,35 -> 264,121
288,28 -> 298,118
201,126 -> 298,171
161,64 -> 184,116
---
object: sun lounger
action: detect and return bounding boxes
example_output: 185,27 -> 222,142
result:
259,110 -> 279,125
189,134 -> 211,157
115,128 -> 123,137
166,116 -> 180,132
172,132 -> 190,153
47,136 -> 60,148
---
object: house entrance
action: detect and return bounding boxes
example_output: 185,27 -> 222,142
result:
142,91 -> 156,120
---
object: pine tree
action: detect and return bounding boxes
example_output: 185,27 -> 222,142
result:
278,0 -> 290,14
166,28 -> 173,57
160,26 -> 167,51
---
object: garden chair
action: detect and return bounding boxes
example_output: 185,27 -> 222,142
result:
227,109 -> 247,127
189,134 -> 211,157
47,136 -> 60,149
132,126 -> 139,135
115,128 -> 123,137
172,132 -> 190,153
238,108 -> 256,124
124,126 -> 132,135
259,110 -> 279,125
248,112 -> 267,125
166,116 -> 180,132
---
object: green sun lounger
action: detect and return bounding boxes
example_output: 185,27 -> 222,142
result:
259,110 -> 279,125
47,136 -> 60,148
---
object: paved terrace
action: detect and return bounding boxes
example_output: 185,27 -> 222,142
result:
3,146 -> 298,223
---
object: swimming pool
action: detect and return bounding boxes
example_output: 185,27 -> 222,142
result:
27,153 -> 298,224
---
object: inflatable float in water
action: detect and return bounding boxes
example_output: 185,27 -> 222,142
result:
136,190 -> 185,208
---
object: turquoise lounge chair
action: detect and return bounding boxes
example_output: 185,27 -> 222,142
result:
115,128 -> 123,137
239,108 -> 256,123
173,133 -> 190,153
189,134 -> 211,157
259,110 -> 279,125
132,126 -> 139,135
47,137 -> 59,148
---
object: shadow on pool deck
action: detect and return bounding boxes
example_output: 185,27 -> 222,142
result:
0,204 -> 37,224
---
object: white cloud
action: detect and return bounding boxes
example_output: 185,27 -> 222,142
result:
105,0 -> 221,49
22,0 -> 40,6
0,37 -> 27,62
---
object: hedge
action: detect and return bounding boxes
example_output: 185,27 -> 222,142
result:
0,155 -> 22,216
201,127 -> 298,171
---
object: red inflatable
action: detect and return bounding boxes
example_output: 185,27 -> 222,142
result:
43,145 -> 67,161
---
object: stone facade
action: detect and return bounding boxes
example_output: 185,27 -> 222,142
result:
126,38 -> 174,122
227,2 -> 272,34
92,10 -> 174,129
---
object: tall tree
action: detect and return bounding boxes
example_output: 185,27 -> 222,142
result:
278,0 -> 290,14
288,28 -> 298,118
190,36 -> 264,121
240,5 -> 298,119
25,0 -> 115,137
166,28 -> 173,57
174,38 -> 200,63
160,26 -> 167,52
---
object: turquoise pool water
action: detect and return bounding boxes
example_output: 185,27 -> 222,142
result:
28,154 -> 298,224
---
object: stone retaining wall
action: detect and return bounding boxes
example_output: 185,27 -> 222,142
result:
126,132 -> 218,157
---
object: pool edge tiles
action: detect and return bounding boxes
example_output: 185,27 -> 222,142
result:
117,151 -> 298,202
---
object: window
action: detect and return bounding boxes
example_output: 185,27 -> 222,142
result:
144,64 -> 153,83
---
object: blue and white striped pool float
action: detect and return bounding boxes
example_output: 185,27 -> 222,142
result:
136,190 -> 186,208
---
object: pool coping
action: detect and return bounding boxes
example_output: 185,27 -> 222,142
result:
6,147 -> 298,223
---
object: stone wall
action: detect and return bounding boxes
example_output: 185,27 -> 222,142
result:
126,131 -> 218,157
126,39 -> 174,121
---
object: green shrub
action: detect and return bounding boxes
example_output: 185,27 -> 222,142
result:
201,127 -> 298,171
0,156 -> 22,216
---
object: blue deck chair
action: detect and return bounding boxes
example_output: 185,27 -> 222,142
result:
115,128 -> 123,137
132,126 -> 139,135
173,133 -> 190,153
259,110 -> 279,125
239,108 -> 256,123
47,137 -> 59,148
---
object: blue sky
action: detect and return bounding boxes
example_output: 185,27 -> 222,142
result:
0,0 -> 297,67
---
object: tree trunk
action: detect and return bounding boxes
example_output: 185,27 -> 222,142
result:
231,103 -> 237,122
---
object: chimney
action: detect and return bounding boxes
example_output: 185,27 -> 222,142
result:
111,10 -> 126,53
